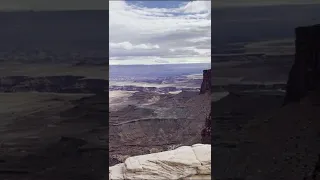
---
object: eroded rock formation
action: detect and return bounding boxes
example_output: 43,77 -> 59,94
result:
109,144 -> 211,180
200,69 -> 211,94
284,24 -> 320,104
200,69 -> 212,144
109,69 -> 212,178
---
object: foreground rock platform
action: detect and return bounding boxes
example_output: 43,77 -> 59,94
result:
109,144 -> 211,180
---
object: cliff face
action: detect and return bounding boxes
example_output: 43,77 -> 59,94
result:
200,69 -> 212,144
201,112 -> 211,144
200,69 -> 211,94
284,24 -> 320,104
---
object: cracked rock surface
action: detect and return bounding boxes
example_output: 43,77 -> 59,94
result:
109,144 -> 211,180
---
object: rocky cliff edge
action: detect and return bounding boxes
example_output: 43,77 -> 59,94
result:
109,144 -> 211,180
200,69 -> 211,94
200,69 -> 212,144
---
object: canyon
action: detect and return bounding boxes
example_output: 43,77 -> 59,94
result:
109,68 -> 211,166
109,68 -> 212,179
0,64 -> 108,180
212,24 -> 320,180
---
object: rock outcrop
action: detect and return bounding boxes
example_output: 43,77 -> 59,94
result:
109,144 -> 211,180
284,24 -> 320,104
212,25 -> 320,179
200,69 -> 211,94
200,69 -> 212,144
201,112 -> 211,144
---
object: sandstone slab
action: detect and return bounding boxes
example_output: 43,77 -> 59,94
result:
109,144 -> 211,180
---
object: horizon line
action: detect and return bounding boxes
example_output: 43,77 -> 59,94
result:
110,62 -> 211,66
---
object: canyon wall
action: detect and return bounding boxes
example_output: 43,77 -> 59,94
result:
0,75 -> 108,93
109,69 -> 212,179
200,69 -> 211,94
201,112 -> 211,144
200,69 -> 212,144
284,24 -> 320,104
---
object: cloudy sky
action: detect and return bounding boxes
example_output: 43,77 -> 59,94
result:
109,1 -> 211,65
0,0 -> 319,10
0,0 -> 107,10
212,0 -> 320,8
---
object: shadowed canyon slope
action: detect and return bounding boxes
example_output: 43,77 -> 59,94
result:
0,75 -> 108,93
0,10 -> 109,180
213,24 -> 320,180
0,64 -> 109,180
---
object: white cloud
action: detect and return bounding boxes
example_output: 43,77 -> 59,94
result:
109,0 -> 211,65
180,1 -> 211,13
109,56 -> 210,65
110,42 -> 160,50
212,0 -> 320,8
0,0 -> 108,11
186,37 -> 211,43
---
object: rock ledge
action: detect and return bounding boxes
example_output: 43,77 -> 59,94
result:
109,144 -> 211,180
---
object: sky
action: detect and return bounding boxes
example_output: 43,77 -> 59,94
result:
0,0 -> 318,10
0,0 -> 108,11
1,0 -> 320,65
212,0 -> 320,8
109,0 -> 211,65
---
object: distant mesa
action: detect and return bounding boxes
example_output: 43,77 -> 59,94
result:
0,75 -> 108,94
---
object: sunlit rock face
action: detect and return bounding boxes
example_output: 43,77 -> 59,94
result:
109,144 -> 211,180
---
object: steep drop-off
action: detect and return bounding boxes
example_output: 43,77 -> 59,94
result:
109,144 -> 211,180
109,69 -> 211,166
200,69 -> 212,144
285,24 -> 320,104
